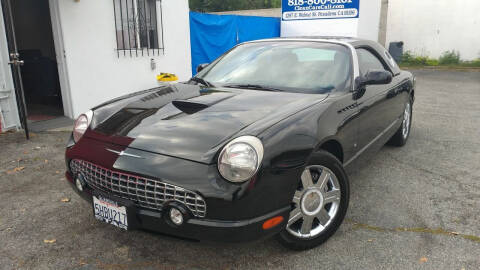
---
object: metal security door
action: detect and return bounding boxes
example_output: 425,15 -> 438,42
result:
1,0 -> 29,139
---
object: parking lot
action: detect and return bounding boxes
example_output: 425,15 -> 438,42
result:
0,70 -> 479,270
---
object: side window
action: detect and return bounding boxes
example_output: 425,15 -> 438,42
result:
356,48 -> 387,76
384,50 -> 398,68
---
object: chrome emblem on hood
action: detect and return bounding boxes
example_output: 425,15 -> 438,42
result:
106,149 -> 144,159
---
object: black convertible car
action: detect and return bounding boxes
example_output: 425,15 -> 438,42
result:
65,37 -> 414,250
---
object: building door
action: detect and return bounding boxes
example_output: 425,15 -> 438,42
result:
1,0 -> 66,138
0,0 -> 29,138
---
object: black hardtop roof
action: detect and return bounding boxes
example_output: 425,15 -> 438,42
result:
254,36 -> 401,74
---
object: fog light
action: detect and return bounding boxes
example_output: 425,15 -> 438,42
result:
76,179 -> 83,191
169,208 -> 184,225
75,175 -> 86,192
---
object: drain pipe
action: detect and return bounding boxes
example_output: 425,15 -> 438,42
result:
0,94 -> 5,133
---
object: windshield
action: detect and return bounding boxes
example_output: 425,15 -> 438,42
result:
196,41 -> 352,94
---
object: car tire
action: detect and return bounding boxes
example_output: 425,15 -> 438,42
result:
388,97 -> 413,147
276,150 -> 349,251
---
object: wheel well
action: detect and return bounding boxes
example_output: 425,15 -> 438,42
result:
319,140 -> 344,163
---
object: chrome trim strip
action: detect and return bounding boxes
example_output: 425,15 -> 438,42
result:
187,206 -> 290,228
106,148 -> 144,159
105,148 -> 121,155
344,119 -> 400,167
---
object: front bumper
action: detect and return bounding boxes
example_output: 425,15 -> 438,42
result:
66,170 -> 290,243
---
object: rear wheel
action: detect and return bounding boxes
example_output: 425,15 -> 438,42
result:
276,151 -> 349,250
388,98 -> 413,147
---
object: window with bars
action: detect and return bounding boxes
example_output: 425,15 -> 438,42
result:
113,0 -> 164,57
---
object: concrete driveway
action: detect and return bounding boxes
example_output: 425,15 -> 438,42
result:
1,70 -> 479,270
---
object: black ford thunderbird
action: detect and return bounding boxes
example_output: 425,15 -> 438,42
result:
65,37 -> 414,250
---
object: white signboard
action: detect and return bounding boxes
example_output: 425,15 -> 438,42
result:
281,0 -> 361,37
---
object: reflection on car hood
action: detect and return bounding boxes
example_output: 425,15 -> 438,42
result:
86,83 -> 327,164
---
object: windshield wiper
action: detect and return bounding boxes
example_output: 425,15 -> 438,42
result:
190,77 -> 215,88
223,84 -> 283,92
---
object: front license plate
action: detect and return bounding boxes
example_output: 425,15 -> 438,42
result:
93,196 -> 128,230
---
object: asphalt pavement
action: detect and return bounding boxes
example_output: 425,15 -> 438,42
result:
0,70 -> 479,269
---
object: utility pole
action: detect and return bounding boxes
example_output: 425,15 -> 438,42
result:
378,0 -> 389,47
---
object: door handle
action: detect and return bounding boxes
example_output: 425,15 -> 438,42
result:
8,52 -> 24,66
8,59 -> 24,66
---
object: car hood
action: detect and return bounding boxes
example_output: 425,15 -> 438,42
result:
86,83 -> 327,164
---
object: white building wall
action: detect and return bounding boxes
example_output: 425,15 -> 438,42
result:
357,0 -> 382,42
386,0 -> 480,60
58,0 -> 191,117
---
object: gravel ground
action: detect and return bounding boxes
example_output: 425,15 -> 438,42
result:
0,70 -> 479,270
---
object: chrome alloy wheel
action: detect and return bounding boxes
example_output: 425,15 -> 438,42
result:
402,102 -> 411,139
286,165 -> 341,239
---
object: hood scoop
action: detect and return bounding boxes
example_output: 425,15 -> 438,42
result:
172,100 -> 209,114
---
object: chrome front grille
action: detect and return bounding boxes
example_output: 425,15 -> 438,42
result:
70,159 -> 206,218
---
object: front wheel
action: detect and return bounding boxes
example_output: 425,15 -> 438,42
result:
276,151 -> 349,250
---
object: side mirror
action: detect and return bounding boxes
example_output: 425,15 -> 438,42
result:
357,69 -> 393,88
196,63 -> 209,73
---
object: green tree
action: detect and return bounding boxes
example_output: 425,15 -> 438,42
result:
189,0 -> 281,12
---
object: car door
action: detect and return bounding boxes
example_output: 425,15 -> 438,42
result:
353,47 -> 401,160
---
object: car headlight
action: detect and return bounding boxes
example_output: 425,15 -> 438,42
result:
73,110 -> 93,143
218,136 -> 264,183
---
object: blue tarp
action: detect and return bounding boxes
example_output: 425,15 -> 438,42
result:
189,11 -> 280,75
